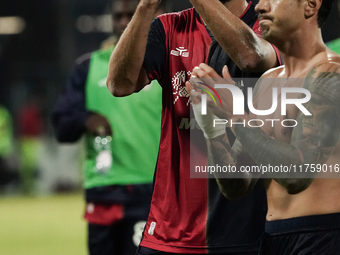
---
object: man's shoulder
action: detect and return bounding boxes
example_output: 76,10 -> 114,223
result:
261,65 -> 285,78
325,50 -> 340,65
308,52 -> 340,78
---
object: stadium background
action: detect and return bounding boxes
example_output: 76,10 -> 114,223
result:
0,0 -> 339,254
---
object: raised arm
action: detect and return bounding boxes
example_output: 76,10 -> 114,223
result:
106,0 -> 159,97
189,0 -> 278,73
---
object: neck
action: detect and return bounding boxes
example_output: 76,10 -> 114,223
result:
278,28 -> 326,77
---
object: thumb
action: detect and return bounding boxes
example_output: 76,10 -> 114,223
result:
222,65 -> 232,79
185,81 -> 191,94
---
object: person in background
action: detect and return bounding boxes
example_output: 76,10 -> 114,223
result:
327,0 -> 340,53
0,104 -> 18,189
18,97 -> 43,195
52,1 -> 167,254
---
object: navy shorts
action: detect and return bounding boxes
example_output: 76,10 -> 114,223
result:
87,184 -> 153,255
259,213 -> 340,255
88,202 -> 150,255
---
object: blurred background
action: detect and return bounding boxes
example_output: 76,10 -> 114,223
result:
0,0 -> 339,254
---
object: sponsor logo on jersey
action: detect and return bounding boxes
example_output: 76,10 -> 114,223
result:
179,118 -> 202,130
171,47 -> 189,57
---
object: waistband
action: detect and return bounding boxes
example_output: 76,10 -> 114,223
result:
265,213 -> 340,234
85,183 -> 153,204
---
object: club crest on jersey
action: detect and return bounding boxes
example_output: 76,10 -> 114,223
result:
171,47 -> 189,57
172,70 -> 192,106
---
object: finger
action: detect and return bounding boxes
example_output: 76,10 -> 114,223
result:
186,80 -> 202,105
185,81 -> 192,95
189,75 -> 208,96
222,65 -> 231,79
199,63 -> 221,79
190,88 -> 202,105
192,66 -> 213,79
198,63 -> 226,87
222,65 -> 235,85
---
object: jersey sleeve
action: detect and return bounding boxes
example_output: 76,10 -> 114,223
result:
142,17 -> 166,82
51,54 -> 91,142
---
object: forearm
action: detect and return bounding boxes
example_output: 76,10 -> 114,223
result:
206,134 -> 256,199
190,0 -> 276,72
52,111 -> 88,142
231,119 -> 315,194
234,126 -> 302,167
107,3 -> 157,96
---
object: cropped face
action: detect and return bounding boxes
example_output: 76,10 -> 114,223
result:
112,0 -> 138,36
255,0 -> 305,44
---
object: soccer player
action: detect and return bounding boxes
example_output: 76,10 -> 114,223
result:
189,0 -> 340,254
52,1 -> 165,254
107,0 -> 280,254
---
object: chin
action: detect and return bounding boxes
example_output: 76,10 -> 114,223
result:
259,25 -> 269,37
262,31 -> 277,45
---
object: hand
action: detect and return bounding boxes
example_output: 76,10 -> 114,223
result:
85,112 -> 112,136
186,63 -> 237,121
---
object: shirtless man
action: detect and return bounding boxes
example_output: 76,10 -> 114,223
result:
189,0 -> 340,254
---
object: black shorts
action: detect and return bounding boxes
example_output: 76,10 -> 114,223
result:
88,201 -> 151,255
87,184 -> 153,255
259,213 -> 340,255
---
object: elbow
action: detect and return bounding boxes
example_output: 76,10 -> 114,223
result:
106,78 -> 134,97
284,179 -> 313,195
238,49 -> 272,73
239,55 -> 263,73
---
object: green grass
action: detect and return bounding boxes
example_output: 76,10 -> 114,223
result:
0,194 -> 87,255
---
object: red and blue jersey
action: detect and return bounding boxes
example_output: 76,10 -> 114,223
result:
141,4 -> 274,254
